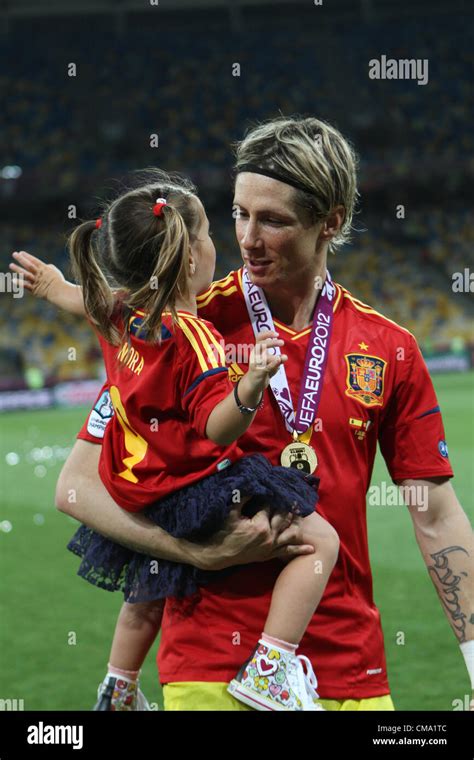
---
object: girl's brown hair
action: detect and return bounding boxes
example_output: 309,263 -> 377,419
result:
68,168 -> 201,345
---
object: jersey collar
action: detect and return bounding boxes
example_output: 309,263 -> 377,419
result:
236,266 -> 342,339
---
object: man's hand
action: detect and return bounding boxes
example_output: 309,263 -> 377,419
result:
184,500 -> 314,571
58,442 -> 314,571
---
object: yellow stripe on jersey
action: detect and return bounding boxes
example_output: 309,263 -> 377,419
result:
185,316 -> 226,366
272,285 -> 343,340
197,285 -> 237,309
333,283 -> 343,312
177,316 -> 223,372
342,291 -> 413,335
292,328 -> 311,340
273,320 -> 298,336
196,320 -> 226,365
237,266 -> 243,292
197,272 -> 234,298
196,273 -> 236,304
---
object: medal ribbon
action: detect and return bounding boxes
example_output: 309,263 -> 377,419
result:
242,266 -> 335,437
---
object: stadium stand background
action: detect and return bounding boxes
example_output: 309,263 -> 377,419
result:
1,0 -> 473,387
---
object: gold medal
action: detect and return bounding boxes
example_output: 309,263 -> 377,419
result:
280,428 -> 318,474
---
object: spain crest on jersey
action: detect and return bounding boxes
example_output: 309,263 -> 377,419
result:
344,353 -> 387,408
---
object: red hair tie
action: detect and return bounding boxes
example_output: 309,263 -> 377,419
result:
95,218 -> 102,229
153,198 -> 167,216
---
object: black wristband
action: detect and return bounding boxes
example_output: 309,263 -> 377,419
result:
233,378 -> 263,415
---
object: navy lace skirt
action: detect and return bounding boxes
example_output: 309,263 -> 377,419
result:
67,453 -> 319,603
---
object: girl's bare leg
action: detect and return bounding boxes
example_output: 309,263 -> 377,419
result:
95,600 -> 164,710
108,600 -> 165,671
263,512 -> 339,644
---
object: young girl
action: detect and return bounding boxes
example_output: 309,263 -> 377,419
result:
10,169 -> 339,712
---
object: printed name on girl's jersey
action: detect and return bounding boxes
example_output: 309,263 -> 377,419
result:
117,341 -> 145,375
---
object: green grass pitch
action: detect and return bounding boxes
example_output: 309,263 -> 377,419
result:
0,371 -> 472,711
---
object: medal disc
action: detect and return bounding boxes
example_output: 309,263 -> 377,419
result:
280,440 -> 318,474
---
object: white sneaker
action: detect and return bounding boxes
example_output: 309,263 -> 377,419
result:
228,640 -> 325,711
93,675 -> 153,711
136,688 -> 152,711
287,654 -> 325,711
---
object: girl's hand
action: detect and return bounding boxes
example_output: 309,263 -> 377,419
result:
9,250 -> 66,301
248,330 -> 288,389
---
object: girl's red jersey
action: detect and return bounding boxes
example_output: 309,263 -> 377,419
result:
96,308 -> 242,512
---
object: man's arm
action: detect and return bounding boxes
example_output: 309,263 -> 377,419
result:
400,477 -> 474,703
56,440 -> 315,571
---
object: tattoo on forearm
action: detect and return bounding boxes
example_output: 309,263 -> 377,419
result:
428,546 -> 469,643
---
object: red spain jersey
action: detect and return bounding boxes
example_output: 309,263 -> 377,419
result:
93,308 -> 243,512
78,268 -> 454,698
157,268 -> 454,698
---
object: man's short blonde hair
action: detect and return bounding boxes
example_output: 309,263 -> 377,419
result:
234,116 -> 359,252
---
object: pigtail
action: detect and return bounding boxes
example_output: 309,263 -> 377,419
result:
126,206 -> 191,342
70,170 -> 200,348
68,220 -> 121,345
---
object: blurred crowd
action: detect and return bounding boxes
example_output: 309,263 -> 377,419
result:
1,10 -> 472,198
1,207 -> 472,385
0,7 -> 472,385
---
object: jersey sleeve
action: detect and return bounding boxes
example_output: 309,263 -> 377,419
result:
77,301 -> 125,443
379,334 -> 454,482
176,315 -> 234,439
77,383 -> 113,444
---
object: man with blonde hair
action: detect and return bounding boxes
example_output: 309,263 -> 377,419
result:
18,116 -> 473,710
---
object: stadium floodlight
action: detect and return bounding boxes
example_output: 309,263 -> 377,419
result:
1,165 -> 22,179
